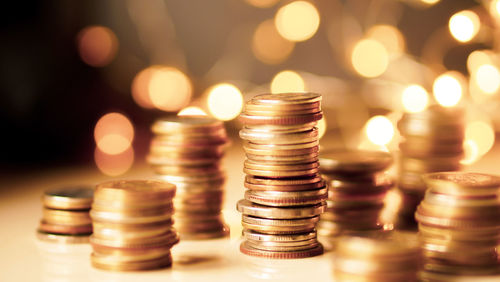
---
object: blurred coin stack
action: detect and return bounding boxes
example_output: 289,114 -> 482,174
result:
90,180 -> 178,271
416,172 -> 500,278
317,150 -> 394,249
147,116 -> 229,239
237,93 -> 326,259
396,105 -> 464,229
37,186 -> 94,243
333,233 -> 421,281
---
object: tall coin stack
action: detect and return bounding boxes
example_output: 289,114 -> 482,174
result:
237,92 -> 327,259
333,233 -> 421,281
396,105 -> 464,229
147,116 -> 229,239
416,172 -> 500,278
37,186 -> 94,243
317,150 -> 394,249
90,180 -> 178,271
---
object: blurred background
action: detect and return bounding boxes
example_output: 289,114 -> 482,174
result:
1,0 -> 499,179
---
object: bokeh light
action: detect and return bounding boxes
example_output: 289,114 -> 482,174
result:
490,0 -> 500,17
178,106 -> 207,116
432,73 -> 463,107
366,25 -> 405,55
95,146 -> 134,176
252,20 -> 295,65
449,10 -> 480,43
274,1 -> 320,42
207,83 -> 243,121
351,39 -> 389,78
475,64 -> 500,95
421,0 -> 440,4
245,0 -> 279,8
94,113 -> 134,155
461,139 -> 479,165
148,66 -> 192,112
77,26 -> 118,67
465,121 -> 495,157
270,70 -> 305,93
131,67 -> 155,109
467,50 -> 494,74
365,115 -> 394,145
402,84 -> 429,113
317,117 -> 327,140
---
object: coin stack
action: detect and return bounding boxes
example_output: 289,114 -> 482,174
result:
237,92 -> 327,259
37,186 -> 94,243
90,180 -> 178,271
333,232 -> 421,281
396,105 -> 464,229
317,150 -> 394,249
416,172 -> 500,278
147,116 -> 229,239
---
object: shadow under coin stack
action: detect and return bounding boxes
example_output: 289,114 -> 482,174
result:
317,150 -> 394,249
416,172 -> 500,279
333,232 -> 421,282
90,180 -> 178,271
396,105 -> 464,230
237,92 -> 327,259
147,116 -> 229,239
38,186 -> 94,243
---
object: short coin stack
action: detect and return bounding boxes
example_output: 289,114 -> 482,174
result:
317,150 -> 394,249
37,186 -> 94,243
237,92 -> 327,259
147,116 -> 229,239
416,172 -> 500,277
333,232 -> 421,281
90,180 -> 178,271
396,105 -> 464,229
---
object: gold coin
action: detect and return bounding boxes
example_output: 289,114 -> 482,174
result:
237,199 -> 325,219
244,107 -> 320,116
92,224 -> 173,241
239,112 -> 323,126
418,201 -> 500,219
244,167 -> 319,178
240,128 -> 318,145
243,140 -> 318,150
400,156 -> 461,174
91,253 -> 172,271
240,241 -> 323,259
42,208 -> 92,225
42,186 -> 94,210
245,100 -> 320,111
251,92 -> 322,105
244,187 -> 327,207
319,150 -> 393,174
95,180 -> 176,202
422,190 -> 500,208
242,229 -> 317,242
336,232 -> 420,259
243,122 -> 317,132
90,230 -> 179,249
242,215 -> 319,226
418,223 -> 500,241
399,139 -> 464,158
422,172 -> 500,196
152,116 -> 223,135
245,240 -> 319,252
243,146 -> 318,157
36,230 -> 90,244
244,160 -> 318,171
39,221 -> 92,235
90,209 -> 173,224
415,209 -> 499,229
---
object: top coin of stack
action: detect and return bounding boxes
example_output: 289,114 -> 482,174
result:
416,172 -> 500,277
238,93 -> 326,259
333,232 -> 421,282
90,180 -> 178,271
37,186 -> 94,244
396,105 -> 464,229
148,116 -> 230,239
317,150 -> 394,249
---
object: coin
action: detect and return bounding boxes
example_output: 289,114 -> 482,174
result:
422,172 -> 500,196
237,199 -> 325,219
43,208 -> 92,225
91,253 -> 172,271
43,186 -> 94,210
39,221 -> 92,235
242,229 -> 317,242
240,241 -> 323,259
95,180 -> 176,201
152,116 -> 223,134
245,187 -> 327,206
251,93 -> 322,105
319,150 -> 393,174
36,230 -> 90,244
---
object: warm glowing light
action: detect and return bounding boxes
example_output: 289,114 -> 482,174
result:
252,20 -> 295,65
365,116 -> 394,145
148,67 -> 192,112
490,0 -> 500,17
207,83 -> 243,121
246,0 -> 279,8
94,113 -> 134,155
366,25 -> 405,55
421,0 -> 440,4
95,146 -> 134,176
77,26 -> 118,67
465,121 -> 495,156
467,50 -> 494,73
178,106 -> 207,116
402,84 -> 429,113
351,39 -> 389,78
131,67 -> 155,109
461,140 -> 479,165
433,73 -> 462,107
475,64 -> 500,95
317,117 -> 327,140
449,10 -> 480,43
274,1 -> 320,42
270,70 -> 305,93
